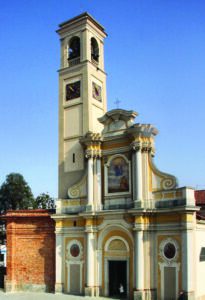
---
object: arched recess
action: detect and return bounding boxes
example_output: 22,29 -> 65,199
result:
68,36 -> 80,60
97,224 -> 134,298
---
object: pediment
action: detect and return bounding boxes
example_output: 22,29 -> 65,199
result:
98,109 -> 138,136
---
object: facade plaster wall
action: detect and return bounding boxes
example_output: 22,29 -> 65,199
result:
195,225 -> 205,299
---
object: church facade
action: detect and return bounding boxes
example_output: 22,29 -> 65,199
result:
51,13 -> 205,300
3,12 -> 205,300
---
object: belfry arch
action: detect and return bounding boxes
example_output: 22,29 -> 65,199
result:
68,36 -> 80,60
91,37 -> 99,62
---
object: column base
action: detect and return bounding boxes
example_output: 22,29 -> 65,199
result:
85,286 -> 99,297
86,205 -> 93,212
134,289 -> 156,300
134,200 -> 144,208
55,283 -> 64,293
95,204 -> 103,211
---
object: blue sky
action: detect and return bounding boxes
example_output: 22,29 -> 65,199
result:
0,0 -> 205,197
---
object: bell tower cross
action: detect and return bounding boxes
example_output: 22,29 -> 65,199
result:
57,13 -> 107,199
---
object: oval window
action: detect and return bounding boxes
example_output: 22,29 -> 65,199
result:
70,244 -> 80,257
164,242 -> 176,259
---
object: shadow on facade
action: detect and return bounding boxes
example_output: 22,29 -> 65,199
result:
37,212 -> 56,293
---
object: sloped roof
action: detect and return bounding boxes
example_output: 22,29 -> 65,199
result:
195,190 -> 205,205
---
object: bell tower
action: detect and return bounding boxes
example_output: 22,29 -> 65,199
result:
57,13 -> 107,199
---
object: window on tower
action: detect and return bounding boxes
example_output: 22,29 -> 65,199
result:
91,37 -> 99,63
68,36 -> 80,60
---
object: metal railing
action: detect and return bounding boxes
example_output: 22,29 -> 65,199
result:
68,57 -> 80,67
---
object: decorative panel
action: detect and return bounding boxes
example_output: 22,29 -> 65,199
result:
70,264 -> 80,294
64,105 -> 82,138
164,267 -> 176,300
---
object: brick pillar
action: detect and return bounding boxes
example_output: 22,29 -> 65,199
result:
3,209 -> 55,292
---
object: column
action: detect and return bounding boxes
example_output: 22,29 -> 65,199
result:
134,224 -> 146,300
55,233 -> 64,293
142,149 -> 149,205
132,144 -> 143,207
136,150 -> 142,201
85,230 -> 96,296
87,156 -> 94,209
135,230 -> 144,290
96,158 -> 102,210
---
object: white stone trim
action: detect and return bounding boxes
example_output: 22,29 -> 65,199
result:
97,223 -> 134,250
88,157 -> 94,207
134,230 -> 144,290
134,150 -> 142,201
66,239 -> 83,260
96,158 -> 102,210
55,234 -> 64,289
86,232 -> 96,287
182,229 -> 195,293
159,237 -> 179,264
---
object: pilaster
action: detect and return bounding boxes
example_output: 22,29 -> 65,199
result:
55,233 -> 64,293
181,216 -> 195,300
96,157 -> 102,210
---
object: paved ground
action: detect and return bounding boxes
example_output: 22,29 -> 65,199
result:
0,291 -> 121,300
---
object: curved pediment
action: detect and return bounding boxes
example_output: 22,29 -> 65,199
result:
98,109 -> 138,136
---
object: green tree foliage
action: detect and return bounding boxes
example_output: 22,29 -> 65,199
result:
0,173 -> 34,213
33,192 -> 55,209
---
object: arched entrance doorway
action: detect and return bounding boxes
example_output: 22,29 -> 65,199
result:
104,235 -> 131,299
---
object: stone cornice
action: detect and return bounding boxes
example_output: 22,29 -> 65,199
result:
127,123 -> 158,138
98,109 -> 138,125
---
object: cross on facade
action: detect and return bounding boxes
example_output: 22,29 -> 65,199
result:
114,98 -> 121,108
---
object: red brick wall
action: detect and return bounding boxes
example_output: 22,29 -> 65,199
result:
5,210 -> 55,292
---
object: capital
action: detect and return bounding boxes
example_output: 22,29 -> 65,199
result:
85,149 -> 102,158
131,141 -> 141,152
